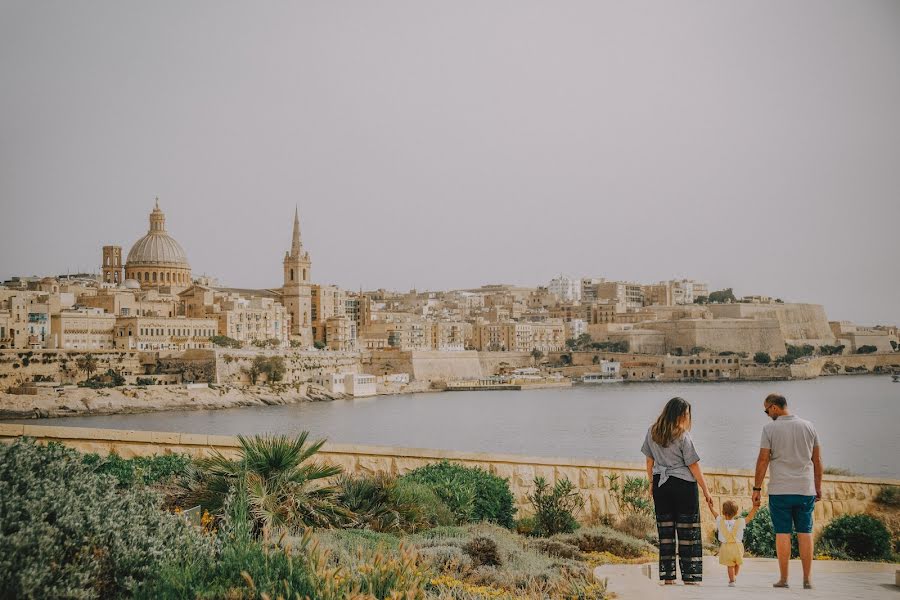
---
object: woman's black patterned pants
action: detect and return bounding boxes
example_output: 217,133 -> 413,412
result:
652,474 -> 702,582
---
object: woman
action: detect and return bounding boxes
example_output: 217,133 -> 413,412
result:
641,397 -> 713,585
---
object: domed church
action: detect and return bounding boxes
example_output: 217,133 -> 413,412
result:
122,199 -> 192,289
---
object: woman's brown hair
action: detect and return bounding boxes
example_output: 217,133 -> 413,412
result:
651,397 -> 692,447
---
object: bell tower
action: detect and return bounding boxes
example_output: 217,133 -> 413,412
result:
282,207 -> 313,346
102,245 -> 123,284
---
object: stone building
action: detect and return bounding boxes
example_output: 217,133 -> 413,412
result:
102,246 -> 124,285
113,315 -> 218,352
123,200 -> 192,289
281,208 -> 313,347
311,284 -> 348,345
180,285 -> 290,348
52,308 -> 117,350
325,315 -> 357,351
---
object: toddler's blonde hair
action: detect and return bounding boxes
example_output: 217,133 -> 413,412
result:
722,500 -> 739,518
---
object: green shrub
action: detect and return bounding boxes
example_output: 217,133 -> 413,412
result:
528,538 -> 584,560
875,485 -> 900,507
818,514 -> 892,560
743,506 -> 799,558
390,478 -> 456,532
336,473 -> 400,531
0,439 -> 208,599
401,461 -> 515,528
607,474 -> 652,516
135,377 -> 157,386
856,345 -> 878,354
527,476 -> 583,537
615,512 -> 657,542
210,335 -> 242,348
462,536 -> 502,567
754,352 -> 771,364
82,452 -> 191,487
78,369 -> 126,388
552,526 -> 651,558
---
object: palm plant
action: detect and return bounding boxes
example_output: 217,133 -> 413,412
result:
179,432 -> 346,536
336,473 -> 401,532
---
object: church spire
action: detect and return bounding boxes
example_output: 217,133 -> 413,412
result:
290,205 -> 302,257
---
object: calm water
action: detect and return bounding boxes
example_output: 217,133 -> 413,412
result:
12,376 -> 899,478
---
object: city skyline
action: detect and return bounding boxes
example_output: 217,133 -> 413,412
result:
2,2 -> 900,325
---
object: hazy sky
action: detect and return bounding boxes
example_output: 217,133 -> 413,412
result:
2,1 -> 899,324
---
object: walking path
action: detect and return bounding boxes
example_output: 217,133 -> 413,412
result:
595,556 -> 899,599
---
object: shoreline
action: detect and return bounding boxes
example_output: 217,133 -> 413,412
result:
0,371 -> 889,421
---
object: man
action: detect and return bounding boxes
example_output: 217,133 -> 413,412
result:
753,393 -> 822,590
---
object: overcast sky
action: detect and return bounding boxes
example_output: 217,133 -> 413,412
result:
2,1 -> 899,324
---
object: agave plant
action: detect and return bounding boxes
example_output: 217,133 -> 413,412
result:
179,432 -> 346,535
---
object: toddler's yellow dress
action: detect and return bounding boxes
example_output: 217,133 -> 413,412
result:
718,518 -> 744,567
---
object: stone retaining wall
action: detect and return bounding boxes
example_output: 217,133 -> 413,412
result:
1,424 -> 895,538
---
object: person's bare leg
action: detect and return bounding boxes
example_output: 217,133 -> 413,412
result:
734,564 -> 741,578
774,534 -> 791,586
798,533 -> 813,585
728,566 -> 735,583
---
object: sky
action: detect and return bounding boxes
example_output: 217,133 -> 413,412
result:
1,1 -> 899,325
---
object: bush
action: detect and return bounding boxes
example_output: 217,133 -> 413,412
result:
82,452 -> 191,487
463,536 -> 502,567
390,478 -> 456,532
875,485 -> 900,508
0,439 -> 208,599
743,506 -> 799,558
753,352 -> 771,365
818,514 -> 892,560
78,369 -> 126,388
615,512 -> 657,542
210,335 -> 242,348
401,461 -> 515,528
527,476 -> 583,537
552,526 -> 650,558
607,474 -> 652,516
135,377 -> 157,386
856,345 -> 878,354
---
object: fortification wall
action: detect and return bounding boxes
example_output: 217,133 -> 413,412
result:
649,319 -> 787,356
215,349 -> 360,385
707,303 -> 835,346
0,350 -> 143,388
411,350 -> 484,381
477,352 -> 532,376
2,424 -> 895,537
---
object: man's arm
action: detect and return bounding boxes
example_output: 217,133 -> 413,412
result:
812,445 -> 823,501
753,448 -> 770,505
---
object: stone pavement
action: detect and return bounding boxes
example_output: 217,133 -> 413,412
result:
595,556 -> 899,600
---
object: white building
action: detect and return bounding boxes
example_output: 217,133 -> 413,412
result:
548,275 -> 581,303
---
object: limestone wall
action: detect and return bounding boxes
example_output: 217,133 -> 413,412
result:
215,349 -> 360,385
648,318 -> 787,356
2,424 -> 894,537
411,351 -> 484,381
477,351 -> 533,376
707,303 -> 836,346
0,349 -> 143,388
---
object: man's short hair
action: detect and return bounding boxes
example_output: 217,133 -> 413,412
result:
765,393 -> 787,408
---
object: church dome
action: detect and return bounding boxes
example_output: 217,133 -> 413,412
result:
125,200 -> 190,268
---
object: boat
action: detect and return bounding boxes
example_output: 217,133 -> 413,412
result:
579,372 -> 624,384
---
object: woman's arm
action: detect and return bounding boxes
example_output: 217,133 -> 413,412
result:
687,461 -> 713,505
646,457 -> 654,483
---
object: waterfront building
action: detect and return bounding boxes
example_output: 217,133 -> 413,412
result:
665,353 -> 741,380
311,284 -> 348,344
123,200 -> 192,289
180,285 -> 290,347
113,315 -> 218,352
52,308 -> 117,350
325,315 -> 357,351
430,320 -> 471,351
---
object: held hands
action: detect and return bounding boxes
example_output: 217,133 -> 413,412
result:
751,489 -> 761,507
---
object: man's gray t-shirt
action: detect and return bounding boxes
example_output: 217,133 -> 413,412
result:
760,415 -> 819,496
641,428 -> 701,487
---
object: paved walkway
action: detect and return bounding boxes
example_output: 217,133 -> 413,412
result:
595,557 -> 899,599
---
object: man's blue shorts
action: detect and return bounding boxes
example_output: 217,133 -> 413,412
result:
769,494 -> 815,534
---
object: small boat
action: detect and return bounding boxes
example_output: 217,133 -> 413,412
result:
579,372 -> 624,384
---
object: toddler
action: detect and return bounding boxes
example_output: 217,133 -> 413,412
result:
707,498 -> 760,587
